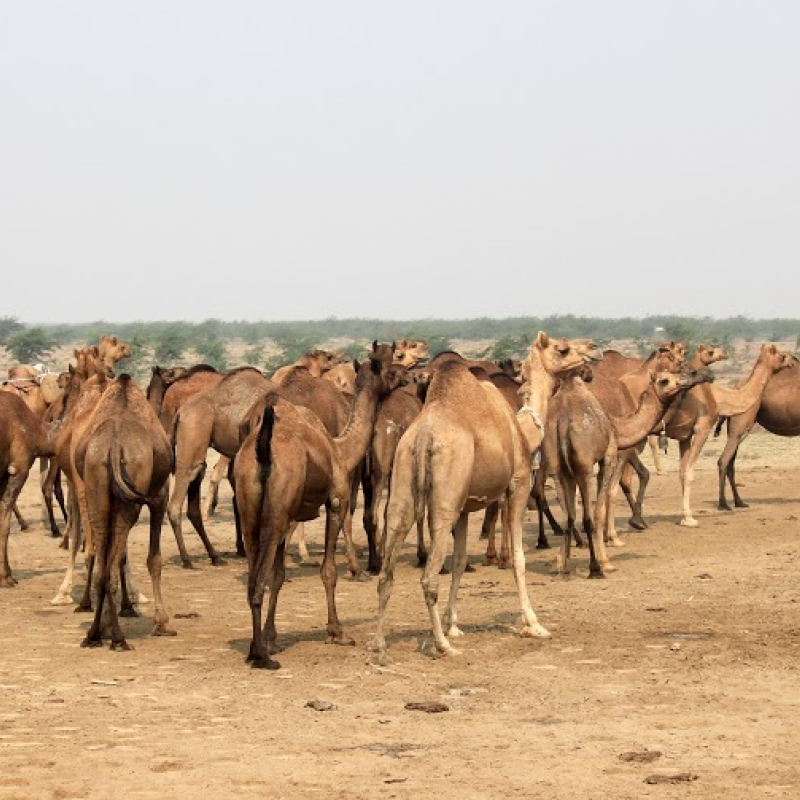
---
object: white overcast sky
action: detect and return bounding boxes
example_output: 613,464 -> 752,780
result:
1,2 -> 798,323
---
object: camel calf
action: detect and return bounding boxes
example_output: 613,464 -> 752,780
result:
75,376 -> 175,650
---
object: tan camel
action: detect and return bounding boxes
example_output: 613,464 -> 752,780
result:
594,341 -> 689,379
372,335 -> 590,663
662,343 -> 794,526
322,363 -> 357,394
717,355 -> 800,510
0,393 -> 59,586
271,349 -> 347,385
390,339 -> 429,368
232,349 -> 397,668
97,335 -> 132,373
74,375 -> 174,650
646,344 -> 729,473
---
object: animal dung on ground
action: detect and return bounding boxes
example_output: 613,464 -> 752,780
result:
619,749 -> 662,763
305,699 -> 336,712
404,701 -> 449,713
644,772 -> 699,785
173,612 -> 201,619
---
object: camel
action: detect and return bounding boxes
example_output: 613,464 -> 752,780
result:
716,354 -> 800,510
0,392 -> 59,586
97,335 -> 132,373
372,334 -> 591,663
660,343 -> 794,526
392,339 -> 429,368
271,349 -> 347,385
594,341 -> 689,379
147,364 -> 223,434
322,363 -> 357,395
74,375 -> 174,650
232,349 -> 398,669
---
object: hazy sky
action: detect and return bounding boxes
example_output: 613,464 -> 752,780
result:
1,2 -> 798,323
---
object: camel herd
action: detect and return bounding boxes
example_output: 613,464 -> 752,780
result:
1,331 -> 798,668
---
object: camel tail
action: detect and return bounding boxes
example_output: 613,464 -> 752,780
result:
110,428 -> 152,505
411,431 -> 433,528
714,416 -> 727,439
255,404 -> 276,484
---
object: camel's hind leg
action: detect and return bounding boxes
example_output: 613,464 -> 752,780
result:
203,455 -> 229,518
0,471 -> 28,587
52,489 -> 82,605
147,489 -> 175,637
186,471 -> 225,566
12,504 -> 28,532
442,512 -> 469,638
554,475 -> 577,575
320,490 -> 352,646
648,433 -> 665,475
678,429 -> 710,527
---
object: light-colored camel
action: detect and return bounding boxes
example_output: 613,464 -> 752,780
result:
662,343 -> 794,526
717,355 -> 800,510
271,349 -> 347,385
372,335 -> 590,663
322,363 -> 357,395
74,375 -> 174,650
646,344 -> 729,473
594,341 -> 689,379
0,393 -> 59,586
97,335 -> 132,373
233,349 -> 397,669
392,339 -> 429,368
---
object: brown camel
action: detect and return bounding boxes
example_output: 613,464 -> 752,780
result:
661,343 -> 794,526
0,393 -> 59,586
594,341 -> 689,379
372,336 -> 590,663
322,362 -> 357,394
232,350 -> 397,669
97,335 -> 132,373
74,375 -> 174,650
717,354 -> 800,510
271,349 -> 347,385
392,339 -> 429,368
148,364 -> 224,434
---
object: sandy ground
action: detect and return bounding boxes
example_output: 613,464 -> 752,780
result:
2,430 -> 800,800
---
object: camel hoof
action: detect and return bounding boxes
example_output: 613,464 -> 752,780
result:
50,529 -> 61,538
438,566 -> 450,575
250,656 -> 281,670
679,517 -> 699,528
74,604 -> 93,613
447,626 -> 465,638
328,634 -> 356,647
718,502 -> 733,512
119,607 -> 139,618
735,500 -> 749,509
629,517 -> 647,531
483,556 -> 497,567
372,650 -> 392,667
536,540 -> 551,550
211,557 -> 227,567
521,623 -> 551,639
151,626 -> 177,637
0,575 -> 18,588
110,641 -> 133,652
59,538 -> 69,550
434,645 -> 461,658
181,560 -> 195,569
601,562 -> 618,573
607,538 -> 625,548
348,571 -> 371,583
134,593 -> 150,605
81,637 -> 103,648
464,562 -> 476,573
267,640 -> 284,655
50,593 -> 73,606
588,570 -> 606,579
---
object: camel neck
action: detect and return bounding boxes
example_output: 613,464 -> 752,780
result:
334,372 -> 380,474
612,385 -> 669,450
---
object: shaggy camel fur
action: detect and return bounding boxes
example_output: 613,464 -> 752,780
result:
75,375 -> 174,650
372,336 -> 589,663
0,393 -> 58,586
662,344 -> 794,526
716,355 -> 800,510
233,350 -> 397,669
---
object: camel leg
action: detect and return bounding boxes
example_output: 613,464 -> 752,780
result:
362,464 -> 379,573
341,474 -> 364,580
498,500 -> 511,569
373,487 -> 415,664
203,455 -> 229,518
442,512 -> 469,638
624,454 -> 650,530
321,496 -> 352,646
42,457 -> 62,537
718,421 -> 752,510
147,489 -> 176,637
295,522 -> 311,564
577,468 -> 606,578
52,490 -> 82,605
678,429 -> 710,527
555,475 -> 577,575
12,503 -> 29,532
648,433 -> 665,475
106,503 -> 139,650
0,471 -> 29,587
604,455 -> 627,548
186,471 -> 225,566
482,502 -> 500,565
54,469 -> 68,524
507,481 -> 550,638
226,460 -> 246,558
118,554 -> 138,618
592,450 -> 618,575
264,538 -> 287,655
167,463 -> 206,568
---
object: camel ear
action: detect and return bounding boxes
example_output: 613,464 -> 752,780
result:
372,340 -> 378,352
536,331 -> 549,349
108,335 -> 118,345
391,341 -> 397,352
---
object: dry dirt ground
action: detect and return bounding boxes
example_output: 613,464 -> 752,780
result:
2,431 -> 800,800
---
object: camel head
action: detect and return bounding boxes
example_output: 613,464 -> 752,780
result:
99,335 -> 132,374
384,364 -> 411,393
392,339 -> 429,368
354,342 -> 398,399
650,366 -> 713,402
694,344 -> 728,367
74,346 -> 110,380
495,358 -> 522,379
758,343 -> 795,373
656,341 -> 688,369
532,332 -> 594,376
